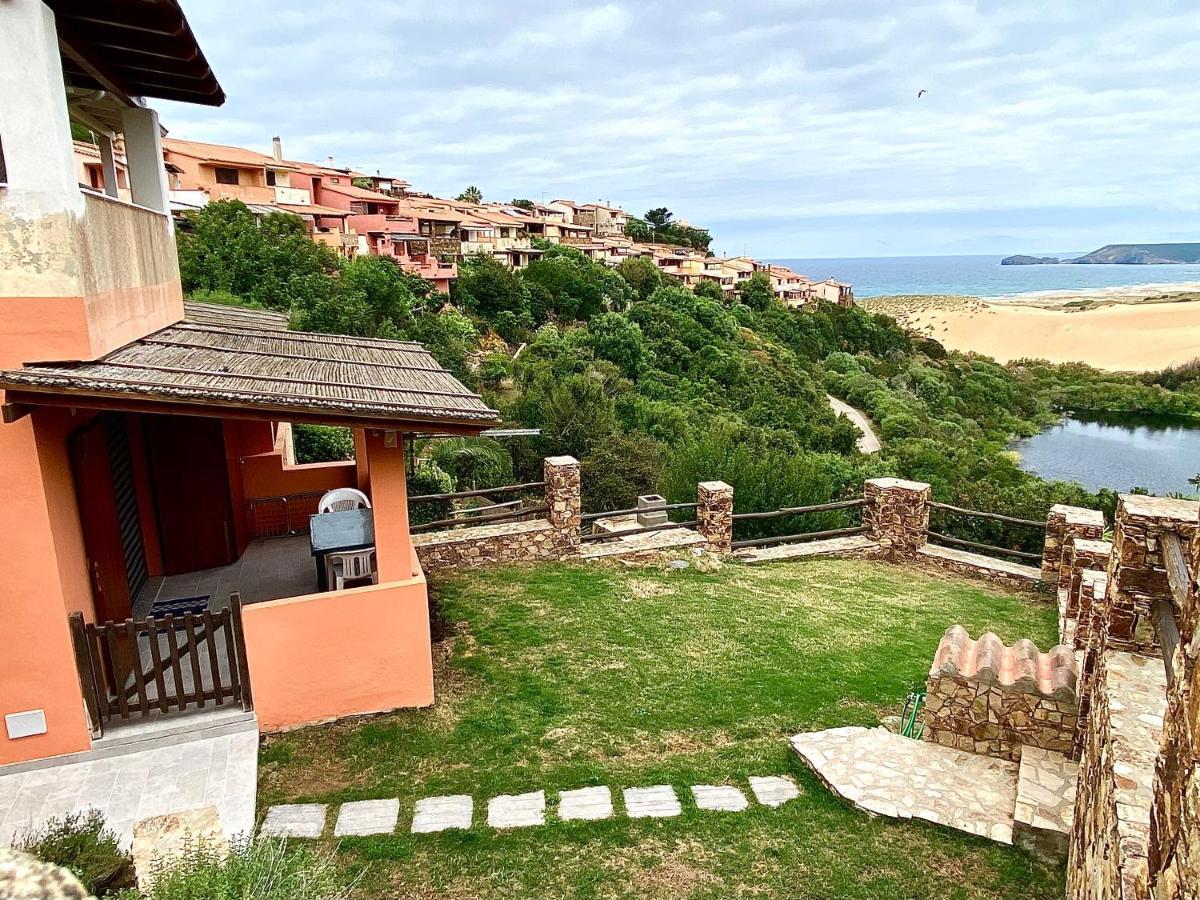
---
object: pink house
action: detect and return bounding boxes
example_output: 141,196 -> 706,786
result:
0,0 -> 498,770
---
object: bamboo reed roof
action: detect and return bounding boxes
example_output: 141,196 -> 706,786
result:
0,320 -> 500,431
183,301 -> 290,331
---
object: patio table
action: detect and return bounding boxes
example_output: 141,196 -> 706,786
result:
310,508 -> 375,591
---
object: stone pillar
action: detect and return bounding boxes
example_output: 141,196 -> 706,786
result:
1105,495 -> 1198,654
696,481 -> 734,554
863,478 -> 930,557
1060,538 -> 1113,648
1042,505 -> 1105,584
543,456 -> 581,558
1148,507 -> 1200,899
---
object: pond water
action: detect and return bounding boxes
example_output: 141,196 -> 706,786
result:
1011,412 -> 1200,495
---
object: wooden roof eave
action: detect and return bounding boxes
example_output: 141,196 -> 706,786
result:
1,386 -> 496,436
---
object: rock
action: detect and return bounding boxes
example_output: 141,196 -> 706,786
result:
132,806 -> 228,890
0,848 -> 91,900
1001,255 -> 1060,265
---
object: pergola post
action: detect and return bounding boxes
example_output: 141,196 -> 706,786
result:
120,105 -> 169,213
363,429 -> 413,583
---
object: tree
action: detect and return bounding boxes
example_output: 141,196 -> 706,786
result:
509,198 -> 535,211
427,437 -> 514,490
693,279 -> 725,302
644,207 -> 673,228
457,185 -> 483,203
739,271 -> 775,310
522,244 -> 633,322
292,254 -> 419,338
454,252 -> 529,319
616,256 -> 663,301
580,432 -> 668,511
581,312 -> 646,378
293,424 -> 355,463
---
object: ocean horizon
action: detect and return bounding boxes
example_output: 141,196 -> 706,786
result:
770,254 -> 1200,299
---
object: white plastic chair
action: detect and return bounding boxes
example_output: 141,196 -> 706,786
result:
326,547 -> 377,591
317,487 -> 371,514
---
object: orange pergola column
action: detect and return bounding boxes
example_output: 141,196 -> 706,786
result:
363,429 -> 413,583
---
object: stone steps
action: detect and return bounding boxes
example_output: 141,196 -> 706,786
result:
733,535 -> 881,564
1012,746 -> 1079,861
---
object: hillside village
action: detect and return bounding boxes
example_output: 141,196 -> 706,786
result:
73,134 -> 853,307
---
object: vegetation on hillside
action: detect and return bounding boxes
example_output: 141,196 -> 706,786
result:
177,199 -> 1200,552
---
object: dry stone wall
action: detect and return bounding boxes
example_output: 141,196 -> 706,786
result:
924,625 -> 1078,760
1106,496 -> 1198,654
1043,505 -> 1106,584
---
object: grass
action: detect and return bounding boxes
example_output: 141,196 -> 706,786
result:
257,557 -> 1064,898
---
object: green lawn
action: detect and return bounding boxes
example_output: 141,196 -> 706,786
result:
258,557 -> 1063,899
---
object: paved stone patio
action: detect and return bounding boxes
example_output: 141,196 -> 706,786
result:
1014,746 -> 1079,858
791,726 -> 1019,843
260,775 -> 801,839
0,727 -> 258,850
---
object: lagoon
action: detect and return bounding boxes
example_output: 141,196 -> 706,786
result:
1012,412 -> 1200,495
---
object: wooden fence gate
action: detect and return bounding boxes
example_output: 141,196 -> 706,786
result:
69,592 -> 253,737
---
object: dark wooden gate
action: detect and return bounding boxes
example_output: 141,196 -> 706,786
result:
69,593 -> 253,736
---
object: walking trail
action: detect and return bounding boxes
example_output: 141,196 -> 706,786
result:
827,395 -> 881,453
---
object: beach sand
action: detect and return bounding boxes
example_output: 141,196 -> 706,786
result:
863,291 -> 1200,371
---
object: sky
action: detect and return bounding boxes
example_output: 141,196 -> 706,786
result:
158,0 -> 1200,259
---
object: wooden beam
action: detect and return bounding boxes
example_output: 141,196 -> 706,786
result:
1,402 -> 32,424
57,26 -> 139,108
1162,531 -> 1191,609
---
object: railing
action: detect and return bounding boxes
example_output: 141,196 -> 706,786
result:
246,491 -> 325,540
730,498 -> 866,550
926,501 -> 1046,563
579,502 -> 698,544
68,594 -> 252,736
409,481 -> 548,534
1157,530 -> 1191,688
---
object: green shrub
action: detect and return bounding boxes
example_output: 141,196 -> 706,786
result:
479,353 -> 512,387
140,836 -> 347,899
15,811 -> 135,897
292,424 -> 355,464
407,463 -> 454,526
428,437 -> 514,491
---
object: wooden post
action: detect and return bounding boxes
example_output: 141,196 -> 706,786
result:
68,612 -> 103,738
230,592 -> 254,711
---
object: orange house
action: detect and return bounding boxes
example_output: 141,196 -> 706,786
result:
0,0 -> 499,769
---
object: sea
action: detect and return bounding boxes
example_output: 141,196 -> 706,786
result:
770,254 -> 1200,299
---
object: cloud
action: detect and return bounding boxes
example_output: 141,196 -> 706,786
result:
158,0 -> 1200,256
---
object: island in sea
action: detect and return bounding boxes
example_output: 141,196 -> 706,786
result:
1001,242 -> 1200,265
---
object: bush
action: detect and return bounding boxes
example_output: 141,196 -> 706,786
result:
15,811 -> 135,897
139,836 -> 347,899
428,437 -> 514,490
407,463 -> 455,526
292,424 -> 355,464
580,432 -> 667,512
479,353 -> 512,387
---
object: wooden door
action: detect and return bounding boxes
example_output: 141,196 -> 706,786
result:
144,415 -> 236,574
70,419 -> 134,623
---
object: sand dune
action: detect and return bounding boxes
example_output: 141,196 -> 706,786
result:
864,295 -> 1200,371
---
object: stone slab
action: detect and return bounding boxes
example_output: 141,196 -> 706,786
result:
792,726 -> 1018,844
334,798 -> 400,837
487,790 -> 545,829
748,776 -> 801,808
1014,747 -> 1078,861
557,787 -> 613,821
411,795 -> 473,834
580,529 -> 706,560
917,544 -> 1042,583
623,786 -> 682,819
260,803 -> 326,839
735,535 -> 881,564
691,785 -> 749,812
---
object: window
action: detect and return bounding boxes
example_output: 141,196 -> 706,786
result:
214,166 -> 239,185
266,169 -> 276,186
330,176 -> 340,184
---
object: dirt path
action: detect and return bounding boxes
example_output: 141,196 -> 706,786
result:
827,394 -> 881,453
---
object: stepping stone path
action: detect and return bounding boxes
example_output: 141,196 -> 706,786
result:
260,775 -> 801,839
558,786 -> 613,821
334,799 -> 399,837
260,803 -> 326,838
623,785 -> 682,819
692,785 -> 749,812
411,795 -> 472,834
487,790 -> 545,829
749,776 -> 801,808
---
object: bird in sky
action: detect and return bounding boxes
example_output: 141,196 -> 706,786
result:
917,89 -> 927,98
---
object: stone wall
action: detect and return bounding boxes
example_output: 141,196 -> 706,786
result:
696,481 -> 733,553
913,544 -> 1044,593
414,456 -> 581,571
1043,504 -> 1106,584
863,478 -> 930,557
923,625 -> 1078,761
1106,496 -> 1198,654
1148,517 -> 1200,900
1060,538 -> 1114,649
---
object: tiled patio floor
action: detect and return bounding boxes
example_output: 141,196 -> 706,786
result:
0,719 -> 258,850
134,535 -> 317,617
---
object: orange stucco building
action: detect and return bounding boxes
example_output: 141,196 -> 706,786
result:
0,0 -> 498,768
